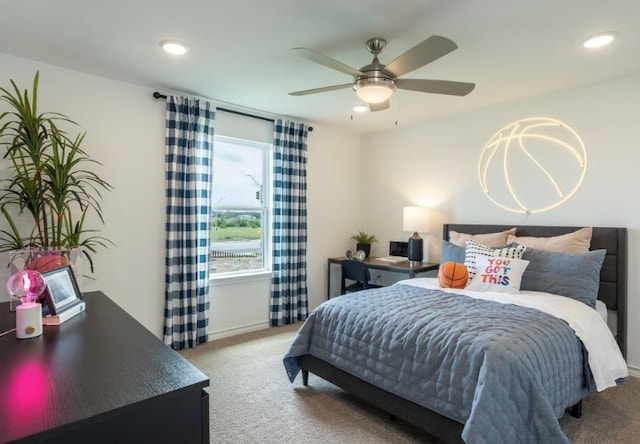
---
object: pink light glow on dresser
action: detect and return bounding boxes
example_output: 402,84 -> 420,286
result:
5,359 -> 50,435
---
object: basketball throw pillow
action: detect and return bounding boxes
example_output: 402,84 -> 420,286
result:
438,261 -> 469,289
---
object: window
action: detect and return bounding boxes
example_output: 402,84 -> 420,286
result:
210,135 -> 270,275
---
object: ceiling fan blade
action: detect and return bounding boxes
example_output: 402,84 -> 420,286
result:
369,100 -> 390,112
396,78 -> 475,96
291,47 -> 364,77
289,83 -> 353,96
385,35 -> 458,77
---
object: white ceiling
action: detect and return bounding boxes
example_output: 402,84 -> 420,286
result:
1,0 -> 639,135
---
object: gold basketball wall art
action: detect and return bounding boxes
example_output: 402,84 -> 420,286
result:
478,117 -> 587,214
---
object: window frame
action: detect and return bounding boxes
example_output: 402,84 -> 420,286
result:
210,134 -> 272,279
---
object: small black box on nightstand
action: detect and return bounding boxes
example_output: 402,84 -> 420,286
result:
389,241 -> 408,257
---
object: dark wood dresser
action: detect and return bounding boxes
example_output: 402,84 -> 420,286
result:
0,291 -> 209,444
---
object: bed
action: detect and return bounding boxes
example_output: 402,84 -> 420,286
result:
283,224 -> 628,444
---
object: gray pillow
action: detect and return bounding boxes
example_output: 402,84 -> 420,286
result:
519,247 -> 606,308
441,240 -> 465,264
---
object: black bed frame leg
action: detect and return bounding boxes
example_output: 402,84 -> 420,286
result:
302,369 -> 309,386
569,400 -> 582,418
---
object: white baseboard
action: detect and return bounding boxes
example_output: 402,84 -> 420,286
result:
627,364 -> 640,378
207,321 -> 270,341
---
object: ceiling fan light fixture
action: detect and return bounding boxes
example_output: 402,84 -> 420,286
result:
160,39 -> 189,55
582,32 -> 617,49
354,78 -> 396,104
352,104 -> 369,113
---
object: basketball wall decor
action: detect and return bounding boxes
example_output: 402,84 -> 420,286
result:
438,261 -> 469,289
478,117 -> 587,214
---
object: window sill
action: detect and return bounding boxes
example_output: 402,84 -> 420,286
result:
210,270 -> 272,286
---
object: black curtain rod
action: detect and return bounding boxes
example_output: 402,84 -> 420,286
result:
153,91 -> 313,131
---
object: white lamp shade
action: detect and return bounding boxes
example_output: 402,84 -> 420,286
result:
402,206 -> 430,233
355,84 -> 394,104
353,78 -> 396,104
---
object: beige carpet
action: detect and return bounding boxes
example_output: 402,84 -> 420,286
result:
180,325 -> 640,444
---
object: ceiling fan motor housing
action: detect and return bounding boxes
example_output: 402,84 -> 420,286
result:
366,37 -> 386,55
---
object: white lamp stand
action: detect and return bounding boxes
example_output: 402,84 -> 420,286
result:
15,302 -> 43,339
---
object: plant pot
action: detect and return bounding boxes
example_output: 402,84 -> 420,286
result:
356,243 -> 371,258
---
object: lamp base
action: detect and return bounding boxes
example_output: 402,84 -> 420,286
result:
407,233 -> 423,262
16,302 -> 43,339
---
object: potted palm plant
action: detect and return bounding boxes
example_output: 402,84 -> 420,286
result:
350,230 -> 377,258
0,71 -> 112,274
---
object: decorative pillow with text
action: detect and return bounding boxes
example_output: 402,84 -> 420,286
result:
464,239 -> 527,280
466,256 -> 530,294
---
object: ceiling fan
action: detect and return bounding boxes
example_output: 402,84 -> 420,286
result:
289,35 -> 475,111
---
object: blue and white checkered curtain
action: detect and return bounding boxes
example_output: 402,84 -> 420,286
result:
163,96 -> 215,349
270,119 -> 310,326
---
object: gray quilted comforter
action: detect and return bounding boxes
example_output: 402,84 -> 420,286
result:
283,284 -> 593,444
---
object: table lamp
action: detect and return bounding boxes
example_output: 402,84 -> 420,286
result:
403,206 -> 430,262
6,269 -> 47,339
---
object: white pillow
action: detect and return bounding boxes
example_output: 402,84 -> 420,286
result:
466,256 -> 530,294
464,239 -> 527,280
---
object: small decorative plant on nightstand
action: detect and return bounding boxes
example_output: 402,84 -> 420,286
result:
350,230 -> 377,258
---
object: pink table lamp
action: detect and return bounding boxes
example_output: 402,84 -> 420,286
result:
6,270 -> 46,339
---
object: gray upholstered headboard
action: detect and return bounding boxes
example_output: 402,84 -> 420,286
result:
442,224 -> 628,358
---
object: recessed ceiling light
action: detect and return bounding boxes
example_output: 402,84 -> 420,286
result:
160,39 -> 189,55
352,104 -> 369,113
582,32 -> 617,49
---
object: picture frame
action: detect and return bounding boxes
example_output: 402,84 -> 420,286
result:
41,265 -> 84,316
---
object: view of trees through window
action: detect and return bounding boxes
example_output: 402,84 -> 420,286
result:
211,136 -> 268,274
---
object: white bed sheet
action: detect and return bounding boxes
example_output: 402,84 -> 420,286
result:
595,299 -> 608,322
396,278 -> 628,391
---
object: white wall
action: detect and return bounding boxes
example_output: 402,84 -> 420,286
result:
306,126 -> 362,306
0,53 -> 361,339
360,74 -> 640,373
